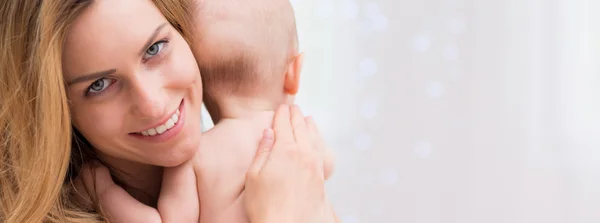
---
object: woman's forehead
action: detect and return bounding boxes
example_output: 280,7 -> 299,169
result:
62,0 -> 168,79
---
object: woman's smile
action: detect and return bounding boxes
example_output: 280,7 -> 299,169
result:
130,99 -> 186,143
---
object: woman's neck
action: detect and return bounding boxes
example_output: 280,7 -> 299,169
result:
97,152 -> 163,206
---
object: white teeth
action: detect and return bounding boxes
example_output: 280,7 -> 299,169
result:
139,108 -> 181,136
156,125 -> 167,134
165,119 -> 175,129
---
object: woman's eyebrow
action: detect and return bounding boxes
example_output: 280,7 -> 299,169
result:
67,23 -> 169,86
68,69 -> 116,86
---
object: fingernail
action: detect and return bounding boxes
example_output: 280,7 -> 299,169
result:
288,104 -> 301,114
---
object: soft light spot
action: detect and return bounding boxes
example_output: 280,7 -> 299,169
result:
342,215 -> 360,223
413,34 -> 432,53
370,14 -> 389,32
414,141 -> 433,158
349,72 -> 366,89
426,82 -> 445,99
449,66 -> 462,78
316,1 -> 335,19
339,0 -> 360,20
353,133 -> 372,151
442,44 -> 460,61
380,168 -> 399,185
363,2 -> 381,17
359,58 -> 378,77
366,202 -> 385,217
359,99 -> 379,119
359,20 -> 374,37
447,18 -> 467,35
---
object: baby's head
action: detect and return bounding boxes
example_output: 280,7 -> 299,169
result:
192,0 -> 302,118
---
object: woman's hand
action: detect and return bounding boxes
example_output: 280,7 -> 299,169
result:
244,104 -> 336,223
305,115 -> 335,182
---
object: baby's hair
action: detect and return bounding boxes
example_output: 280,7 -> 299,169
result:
200,50 -> 260,94
196,0 -> 299,97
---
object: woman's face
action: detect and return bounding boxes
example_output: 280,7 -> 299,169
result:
63,0 -> 203,167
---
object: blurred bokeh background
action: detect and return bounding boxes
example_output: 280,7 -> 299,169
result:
203,0 -> 600,222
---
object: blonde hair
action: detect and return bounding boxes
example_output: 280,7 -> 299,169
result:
0,0 -> 195,222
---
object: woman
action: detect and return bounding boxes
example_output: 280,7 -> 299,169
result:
0,0 -> 333,222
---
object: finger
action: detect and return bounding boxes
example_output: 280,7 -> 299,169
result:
91,163 -> 116,197
272,104 -> 295,144
327,200 -> 342,223
79,162 -> 115,197
322,148 -> 336,180
305,116 -> 335,180
78,163 -> 96,195
248,128 -> 275,174
159,161 -> 199,223
290,105 -> 310,147
73,167 -> 94,209
305,116 -> 325,151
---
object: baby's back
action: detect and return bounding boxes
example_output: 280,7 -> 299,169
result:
197,119 -> 265,179
193,118 -> 272,223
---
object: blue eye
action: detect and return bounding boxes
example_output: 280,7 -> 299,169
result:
87,78 -> 113,94
143,40 -> 167,60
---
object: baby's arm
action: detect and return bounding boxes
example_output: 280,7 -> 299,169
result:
77,162 -> 198,223
77,163 -> 163,223
157,160 -> 199,223
99,181 -> 164,223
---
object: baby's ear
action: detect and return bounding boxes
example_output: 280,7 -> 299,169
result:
284,52 -> 304,95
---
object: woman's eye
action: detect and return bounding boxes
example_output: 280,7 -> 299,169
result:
87,78 -> 113,94
143,40 -> 167,60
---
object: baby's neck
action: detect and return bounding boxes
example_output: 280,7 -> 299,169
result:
206,95 -> 284,125
217,110 -> 275,133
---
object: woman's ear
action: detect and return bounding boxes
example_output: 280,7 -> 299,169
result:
284,53 -> 304,95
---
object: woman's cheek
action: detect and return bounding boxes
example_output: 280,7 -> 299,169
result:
72,106 -> 126,146
167,46 -> 201,86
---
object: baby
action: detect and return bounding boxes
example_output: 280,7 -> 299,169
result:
87,0 -> 335,222
191,0 -> 305,221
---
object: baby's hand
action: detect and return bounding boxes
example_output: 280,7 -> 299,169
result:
158,160 -> 200,223
195,145 -> 251,223
74,162 -> 164,223
73,161 -> 199,223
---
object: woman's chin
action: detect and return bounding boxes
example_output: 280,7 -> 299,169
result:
154,137 -> 200,167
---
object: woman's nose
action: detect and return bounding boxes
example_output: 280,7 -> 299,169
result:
129,77 -> 167,120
